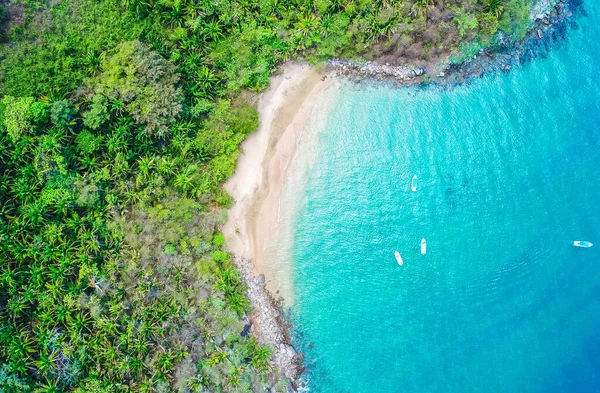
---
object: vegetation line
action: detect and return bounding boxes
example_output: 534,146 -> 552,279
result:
0,0 -> 565,392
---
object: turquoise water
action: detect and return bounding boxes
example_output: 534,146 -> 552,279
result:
288,4 -> 600,393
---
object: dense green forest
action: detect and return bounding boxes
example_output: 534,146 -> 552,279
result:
0,0 -> 535,392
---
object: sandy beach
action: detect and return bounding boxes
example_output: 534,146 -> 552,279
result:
223,63 -> 334,303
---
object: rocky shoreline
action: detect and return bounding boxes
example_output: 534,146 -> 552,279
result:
328,0 -> 581,86
234,256 -> 304,390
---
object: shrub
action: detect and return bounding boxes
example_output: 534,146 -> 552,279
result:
499,0 -> 532,40
479,13 -> 500,37
450,40 -> 484,64
83,94 -> 110,130
1,96 -> 34,141
50,99 -> 77,128
29,102 -> 49,123
213,233 -> 225,247
453,8 -> 478,37
88,41 -> 184,137
76,130 -> 104,155
164,243 -> 177,255
211,250 -> 229,264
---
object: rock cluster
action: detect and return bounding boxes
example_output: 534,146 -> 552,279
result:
531,0 -> 559,20
328,58 -> 425,81
234,257 -> 303,388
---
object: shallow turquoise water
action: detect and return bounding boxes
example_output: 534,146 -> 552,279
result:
289,4 -> 600,393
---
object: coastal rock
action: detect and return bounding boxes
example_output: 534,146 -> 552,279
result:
327,0 -> 577,87
233,256 -> 303,384
328,58 -> 425,81
531,0 -> 559,20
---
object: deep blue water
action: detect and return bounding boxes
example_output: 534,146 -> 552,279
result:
287,3 -> 600,392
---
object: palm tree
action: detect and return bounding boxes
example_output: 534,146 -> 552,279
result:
1,265 -> 18,294
131,338 -> 150,358
33,377 -> 60,393
188,377 -> 203,393
484,0 -> 504,16
125,0 -> 152,15
12,175 -> 39,204
72,312 -> 91,338
85,50 -> 102,75
195,67 -> 220,98
156,350 -> 176,374
9,331 -> 37,363
173,165 -> 197,194
6,295 -> 28,320
203,20 -> 225,41
34,350 -> 58,378
110,98 -> 126,115
250,343 -> 271,371
227,292 -> 250,315
136,156 -> 155,181
294,14 -> 319,37
132,379 -> 153,393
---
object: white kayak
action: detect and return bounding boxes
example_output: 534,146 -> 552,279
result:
411,175 -> 418,192
573,241 -> 593,248
395,251 -> 403,266
421,238 -> 426,255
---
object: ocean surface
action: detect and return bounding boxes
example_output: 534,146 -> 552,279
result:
281,3 -> 600,392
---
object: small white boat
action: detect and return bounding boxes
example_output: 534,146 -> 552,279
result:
421,238 -> 426,255
411,175 -> 418,192
573,241 -> 593,248
395,251 -> 403,266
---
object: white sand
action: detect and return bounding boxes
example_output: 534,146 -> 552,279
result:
223,62 -> 334,302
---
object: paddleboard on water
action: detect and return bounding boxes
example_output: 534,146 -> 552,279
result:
395,251 -> 403,265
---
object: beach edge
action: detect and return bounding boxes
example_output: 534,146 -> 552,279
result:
222,62 -> 334,386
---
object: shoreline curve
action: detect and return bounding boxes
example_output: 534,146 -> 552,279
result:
223,62 -> 334,302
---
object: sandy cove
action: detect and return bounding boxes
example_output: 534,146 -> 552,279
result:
219,3 -> 579,385
223,63 -> 334,301
222,63 -> 334,385
222,0 -> 577,300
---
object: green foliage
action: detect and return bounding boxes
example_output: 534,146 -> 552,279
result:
76,130 -> 104,155
0,94 -> 267,391
0,0 -> 145,97
82,95 -> 110,130
499,0 -> 533,40
87,41 -> 183,137
163,243 -> 177,255
479,13 -> 501,37
213,233 -> 225,248
0,5 -> 10,42
450,40 -> 485,64
453,8 -> 479,37
0,5 -> 7,23
51,99 -> 77,128
29,102 -> 50,123
1,96 -> 34,142
484,0 -> 506,17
